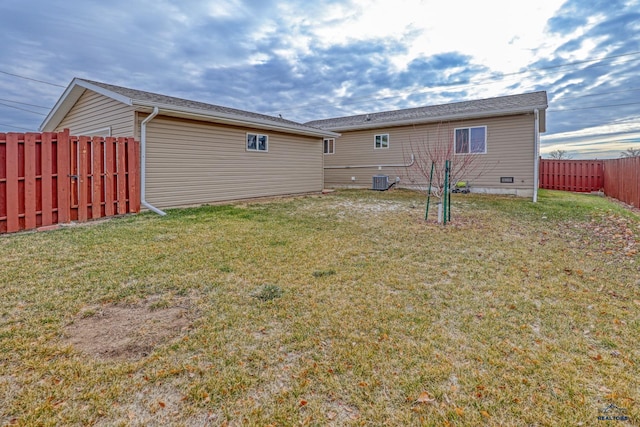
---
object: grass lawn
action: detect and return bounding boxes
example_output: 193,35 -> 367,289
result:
1,189 -> 638,426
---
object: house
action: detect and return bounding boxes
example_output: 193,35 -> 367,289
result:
305,91 -> 548,199
41,79 -> 547,213
40,78 -> 339,213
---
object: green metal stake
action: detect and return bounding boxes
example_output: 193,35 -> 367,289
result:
447,160 -> 452,222
425,161 -> 435,220
443,160 -> 449,225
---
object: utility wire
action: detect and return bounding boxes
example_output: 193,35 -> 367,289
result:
548,101 -> 640,113
0,102 -> 47,115
0,70 -> 65,87
0,123 -> 35,131
0,97 -> 50,109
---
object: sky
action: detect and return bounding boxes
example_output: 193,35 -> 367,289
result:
0,0 -> 639,159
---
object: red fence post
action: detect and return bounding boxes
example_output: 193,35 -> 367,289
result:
5,133 -> 20,233
24,133 -> 38,230
41,133 -> 54,227
126,138 -> 140,213
77,136 -> 91,222
92,136 -> 103,219
116,137 -> 127,215
104,137 -> 115,216
56,130 -> 71,224
0,133 -> 6,233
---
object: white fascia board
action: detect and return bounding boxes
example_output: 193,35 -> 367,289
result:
74,79 -> 133,105
322,106 -> 549,132
133,101 -> 341,138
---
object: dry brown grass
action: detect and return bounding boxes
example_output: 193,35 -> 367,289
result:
1,189 -> 638,426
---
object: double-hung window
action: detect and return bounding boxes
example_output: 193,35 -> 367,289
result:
247,133 -> 268,152
324,138 -> 335,154
454,126 -> 486,154
374,134 -> 389,149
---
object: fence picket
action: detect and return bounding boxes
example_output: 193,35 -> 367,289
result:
57,130 -> 71,224
127,138 -> 140,212
41,133 -> 54,226
117,137 -> 127,215
104,137 -> 115,216
92,136 -> 103,219
24,133 -> 38,229
6,133 -> 20,233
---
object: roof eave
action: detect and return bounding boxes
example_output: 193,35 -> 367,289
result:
318,105 -> 548,132
133,102 -> 340,138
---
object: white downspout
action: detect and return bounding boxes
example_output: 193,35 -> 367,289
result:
533,108 -> 540,203
140,107 -> 166,215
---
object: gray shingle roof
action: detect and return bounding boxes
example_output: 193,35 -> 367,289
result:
305,91 -> 548,131
78,79 -> 333,136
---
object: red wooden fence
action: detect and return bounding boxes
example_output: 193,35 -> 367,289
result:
539,159 -> 604,192
603,157 -> 640,209
0,130 -> 140,234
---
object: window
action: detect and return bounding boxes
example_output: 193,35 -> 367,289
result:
323,138 -> 335,154
374,134 -> 389,149
247,133 -> 268,152
455,126 -> 486,154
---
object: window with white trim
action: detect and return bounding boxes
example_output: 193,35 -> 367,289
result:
454,126 -> 486,154
374,133 -> 389,149
323,138 -> 335,154
247,133 -> 268,152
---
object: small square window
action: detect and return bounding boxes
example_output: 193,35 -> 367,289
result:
324,138 -> 335,154
455,126 -> 486,154
375,134 -> 389,149
247,133 -> 268,152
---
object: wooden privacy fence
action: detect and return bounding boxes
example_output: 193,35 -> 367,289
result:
603,157 -> 640,209
0,130 -> 140,234
539,159 -> 604,192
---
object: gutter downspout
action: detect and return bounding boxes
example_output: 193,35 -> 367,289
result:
533,109 -> 540,203
140,107 -> 167,216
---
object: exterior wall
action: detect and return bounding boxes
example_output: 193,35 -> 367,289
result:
324,114 -> 536,197
143,115 -> 323,208
55,90 -> 134,136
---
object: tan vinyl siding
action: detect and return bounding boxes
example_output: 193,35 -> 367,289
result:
55,90 -> 134,136
144,116 -> 323,208
324,114 -> 536,195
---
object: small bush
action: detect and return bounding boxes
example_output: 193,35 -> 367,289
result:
252,284 -> 283,301
312,269 -> 336,278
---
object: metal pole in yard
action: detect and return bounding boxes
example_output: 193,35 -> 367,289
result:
447,160 -> 452,222
425,161 -> 435,220
443,160 -> 450,225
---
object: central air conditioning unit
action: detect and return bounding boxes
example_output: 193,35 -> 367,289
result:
372,175 -> 389,191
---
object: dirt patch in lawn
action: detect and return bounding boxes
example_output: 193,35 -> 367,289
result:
64,298 -> 193,361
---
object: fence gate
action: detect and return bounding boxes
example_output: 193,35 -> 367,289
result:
0,130 -> 140,234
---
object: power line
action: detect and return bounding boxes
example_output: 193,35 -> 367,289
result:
552,87 -> 640,102
549,101 -> 640,113
0,102 -> 47,115
0,70 -> 65,88
0,123 -> 35,131
0,97 -> 50,109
